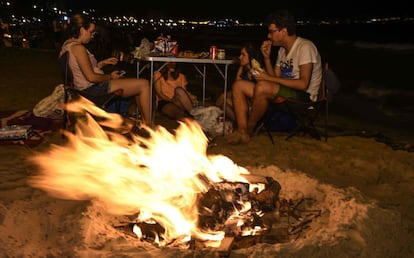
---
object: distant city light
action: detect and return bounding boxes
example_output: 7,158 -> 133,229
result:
0,2 -> 411,31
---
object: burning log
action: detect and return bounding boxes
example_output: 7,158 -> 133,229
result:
114,175 -> 320,252
133,221 -> 165,242
216,236 -> 235,257
197,176 -> 281,235
249,176 -> 281,211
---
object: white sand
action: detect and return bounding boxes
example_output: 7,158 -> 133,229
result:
0,127 -> 413,257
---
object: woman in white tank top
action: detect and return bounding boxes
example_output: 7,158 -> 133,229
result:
59,14 -> 151,127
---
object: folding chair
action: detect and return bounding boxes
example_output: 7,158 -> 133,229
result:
59,51 -> 124,131
257,62 -> 330,143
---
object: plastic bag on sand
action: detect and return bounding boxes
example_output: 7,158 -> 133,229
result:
190,106 -> 233,138
33,84 -> 65,119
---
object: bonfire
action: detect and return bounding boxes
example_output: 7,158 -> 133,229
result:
28,97 -> 369,255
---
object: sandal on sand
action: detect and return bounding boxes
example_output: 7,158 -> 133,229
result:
226,131 -> 250,144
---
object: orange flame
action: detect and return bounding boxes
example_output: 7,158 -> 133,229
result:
29,97 -> 259,246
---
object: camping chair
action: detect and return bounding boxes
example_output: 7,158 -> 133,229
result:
257,62 -> 330,144
59,51 -> 124,131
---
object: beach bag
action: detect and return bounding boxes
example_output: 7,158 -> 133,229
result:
33,84 -> 65,119
190,106 -> 233,138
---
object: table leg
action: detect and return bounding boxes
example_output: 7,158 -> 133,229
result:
192,64 -> 207,107
222,64 -> 229,136
149,61 -> 154,123
202,65 -> 206,106
212,63 -> 230,136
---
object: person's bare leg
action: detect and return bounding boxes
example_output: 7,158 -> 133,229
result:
172,87 -> 193,113
227,80 -> 254,144
161,102 -> 185,120
135,93 -> 151,126
110,78 -> 151,126
224,103 -> 236,122
247,82 -> 280,134
216,91 -> 236,122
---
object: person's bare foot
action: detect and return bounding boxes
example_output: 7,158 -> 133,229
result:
226,131 -> 250,144
247,121 -> 257,136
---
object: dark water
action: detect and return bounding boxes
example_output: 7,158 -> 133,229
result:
99,22 -> 413,91
108,21 -> 414,56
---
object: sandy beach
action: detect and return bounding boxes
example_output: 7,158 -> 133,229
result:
0,46 -> 413,257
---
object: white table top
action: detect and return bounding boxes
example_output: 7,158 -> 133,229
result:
138,56 -> 234,65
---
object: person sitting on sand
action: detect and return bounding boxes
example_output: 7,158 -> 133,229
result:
216,42 -> 264,123
58,13 -> 152,126
153,62 -> 197,120
226,9 -> 322,144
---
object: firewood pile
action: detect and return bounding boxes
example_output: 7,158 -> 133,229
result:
116,175 -> 321,254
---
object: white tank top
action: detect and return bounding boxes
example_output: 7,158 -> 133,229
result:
60,40 -> 104,90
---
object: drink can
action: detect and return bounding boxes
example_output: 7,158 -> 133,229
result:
217,49 -> 226,60
172,44 -> 179,55
210,45 -> 217,59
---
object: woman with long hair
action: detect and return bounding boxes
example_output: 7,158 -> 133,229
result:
59,13 -> 151,126
216,42 -> 264,122
153,62 -> 197,120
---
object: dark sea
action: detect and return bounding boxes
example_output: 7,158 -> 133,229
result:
106,21 -> 413,93
121,21 -> 414,56
90,21 -> 414,91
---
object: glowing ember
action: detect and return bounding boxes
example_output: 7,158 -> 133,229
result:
29,97 -> 265,247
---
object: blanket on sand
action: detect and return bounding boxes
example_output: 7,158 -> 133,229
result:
0,110 -> 60,148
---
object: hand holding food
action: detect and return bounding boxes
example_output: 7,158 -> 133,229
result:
251,58 -> 261,70
260,40 -> 272,56
250,58 -> 263,75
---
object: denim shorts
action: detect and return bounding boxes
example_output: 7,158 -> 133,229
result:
82,81 -> 111,96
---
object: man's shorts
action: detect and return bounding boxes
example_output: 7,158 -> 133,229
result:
277,85 -> 310,102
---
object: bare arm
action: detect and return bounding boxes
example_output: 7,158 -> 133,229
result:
261,40 -> 275,76
153,72 -> 171,101
254,63 -> 313,91
71,44 -> 121,82
97,57 -> 118,69
235,66 -> 244,80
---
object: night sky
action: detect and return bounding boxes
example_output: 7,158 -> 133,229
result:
64,0 -> 411,21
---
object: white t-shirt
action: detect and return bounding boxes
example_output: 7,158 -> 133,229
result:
276,37 -> 322,101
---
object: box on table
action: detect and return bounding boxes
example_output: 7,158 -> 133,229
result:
0,125 -> 32,140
